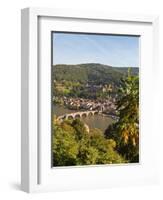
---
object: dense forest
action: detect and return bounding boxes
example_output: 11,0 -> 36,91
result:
52,63 -> 138,85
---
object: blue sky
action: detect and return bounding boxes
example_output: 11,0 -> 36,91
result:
53,32 -> 139,67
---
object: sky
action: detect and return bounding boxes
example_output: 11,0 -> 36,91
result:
52,32 -> 139,67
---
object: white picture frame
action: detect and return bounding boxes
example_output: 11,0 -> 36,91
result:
21,7 -> 159,193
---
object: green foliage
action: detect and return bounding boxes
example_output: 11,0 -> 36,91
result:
52,119 -> 125,166
105,69 -> 139,162
53,63 -> 138,87
52,125 -> 79,166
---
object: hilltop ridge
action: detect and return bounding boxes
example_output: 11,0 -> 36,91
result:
53,63 -> 139,86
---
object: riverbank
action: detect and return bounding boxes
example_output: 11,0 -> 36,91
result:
53,104 -> 115,132
53,96 -> 116,113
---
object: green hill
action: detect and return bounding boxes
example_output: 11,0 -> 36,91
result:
52,63 -> 139,86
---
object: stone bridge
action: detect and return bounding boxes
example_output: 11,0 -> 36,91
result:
57,110 -> 100,121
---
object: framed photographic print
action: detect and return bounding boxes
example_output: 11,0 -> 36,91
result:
21,8 -> 159,193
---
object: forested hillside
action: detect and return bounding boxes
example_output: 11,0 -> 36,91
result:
52,63 -> 139,86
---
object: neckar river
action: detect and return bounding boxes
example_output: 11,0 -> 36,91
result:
53,105 -> 114,132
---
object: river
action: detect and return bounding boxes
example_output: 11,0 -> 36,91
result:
53,105 -> 114,132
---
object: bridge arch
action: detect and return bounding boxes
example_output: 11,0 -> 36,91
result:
88,112 -> 93,116
81,113 -> 87,117
67,115 -> 74,120
75,114 -> 80,118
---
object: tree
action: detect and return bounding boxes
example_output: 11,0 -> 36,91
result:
52,118 -> 126,166
90,129 -> 125,164
52,123 -> 79,166
105,69 -> 139,162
